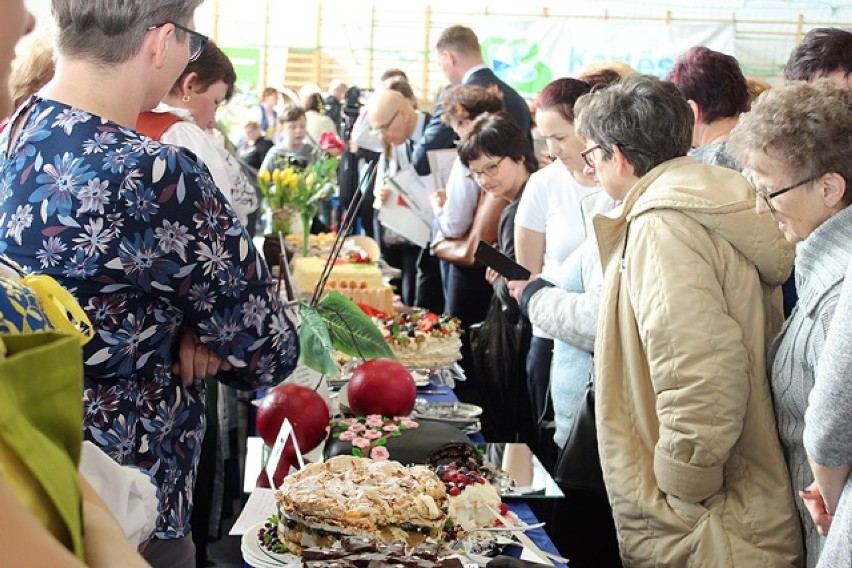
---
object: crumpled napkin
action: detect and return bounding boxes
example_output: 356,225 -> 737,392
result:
438,362 -> 466,387
79,441 -> 159,547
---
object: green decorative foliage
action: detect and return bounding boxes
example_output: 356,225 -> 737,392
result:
316,291 -> 395,361
296,291 -> 395,376
297,302 -> 338,376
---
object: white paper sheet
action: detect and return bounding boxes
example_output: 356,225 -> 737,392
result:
377,203 -> 432,248
427,148 -> 458,189
387,164 -> 436,225
229,487 -> 277,536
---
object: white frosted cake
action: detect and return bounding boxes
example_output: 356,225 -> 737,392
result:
292,257 -> 384,291
291,256 -> 393,314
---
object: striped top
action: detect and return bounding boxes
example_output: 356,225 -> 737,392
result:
768,204 -> 852,567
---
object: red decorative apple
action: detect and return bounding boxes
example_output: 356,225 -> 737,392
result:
347,358 -> 416,417
256,383 -> 330,458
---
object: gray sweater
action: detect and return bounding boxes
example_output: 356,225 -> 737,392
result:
804,256 -> 852,567
769,204 -> 852,567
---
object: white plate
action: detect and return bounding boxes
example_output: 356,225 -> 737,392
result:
331,366 -> 432,388
337,380 -> 427,414
241,522 -> 300,568
413,401 -> 483,423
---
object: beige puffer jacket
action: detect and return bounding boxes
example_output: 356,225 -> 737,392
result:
593,157 -> 803,567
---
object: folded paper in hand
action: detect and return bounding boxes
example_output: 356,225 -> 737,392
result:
377,164 -> 436,247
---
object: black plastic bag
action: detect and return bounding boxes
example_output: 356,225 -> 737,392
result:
469,295 -> 530,442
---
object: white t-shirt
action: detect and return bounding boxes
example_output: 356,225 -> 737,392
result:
515,161 -> 599,338
433,156 -> 480,239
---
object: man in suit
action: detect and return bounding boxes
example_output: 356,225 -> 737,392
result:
408,25 -> 532,317
411,25 -> 532,176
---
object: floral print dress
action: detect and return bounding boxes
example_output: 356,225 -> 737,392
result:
0,97 -> 299,539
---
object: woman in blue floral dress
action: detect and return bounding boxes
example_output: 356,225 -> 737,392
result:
0,2 -> 299,566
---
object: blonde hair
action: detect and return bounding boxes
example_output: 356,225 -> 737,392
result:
577,60 -> 636,81
745,77 -> 772,108
9,34 -> 55,110
577,59 -> 636,80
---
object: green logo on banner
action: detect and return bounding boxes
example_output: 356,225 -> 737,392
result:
481,37 -> 553,96
221,47 -> 262,91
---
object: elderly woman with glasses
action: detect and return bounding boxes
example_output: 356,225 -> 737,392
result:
0,2 -> 300,567
728,79 -> 852,567
575,75 -> 802,566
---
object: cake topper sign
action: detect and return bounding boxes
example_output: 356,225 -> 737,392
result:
265,418 -> 304,487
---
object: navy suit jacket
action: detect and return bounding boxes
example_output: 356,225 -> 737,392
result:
411,67 -> 533,175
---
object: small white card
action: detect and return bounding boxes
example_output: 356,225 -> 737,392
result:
264,418 -> 304,487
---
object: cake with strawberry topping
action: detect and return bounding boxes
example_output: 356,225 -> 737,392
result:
374,311 -> 462,368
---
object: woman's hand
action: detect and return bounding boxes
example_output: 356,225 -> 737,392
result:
430,189 -> 447,213
507,276 -> 538,303
378,185 -> 392,204
485,267 -> 501,285
172,329 -> 232,387
800,483 -> 834,536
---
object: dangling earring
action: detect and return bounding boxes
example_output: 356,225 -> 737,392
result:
182,94 -> 191,103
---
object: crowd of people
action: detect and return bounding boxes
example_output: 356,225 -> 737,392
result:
1,1 -> 852,567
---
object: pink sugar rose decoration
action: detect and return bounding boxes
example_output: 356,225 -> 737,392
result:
339,430 -> 357,441
350,422 -> 367,433
382,424 -> 400,433
352,437 -> 371,448
370,446 -> 390,460
364,430 -> 382,440
401,419 -> 419,429
365,416 -> 384,428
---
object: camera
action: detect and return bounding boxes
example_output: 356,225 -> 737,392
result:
341,86 -> 372,142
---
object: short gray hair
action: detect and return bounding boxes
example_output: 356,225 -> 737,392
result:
728,79 -> 852,202
575,75 -> 693,177
51,0 -> 203,65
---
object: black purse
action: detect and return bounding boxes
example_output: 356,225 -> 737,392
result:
553,373 -> 606,493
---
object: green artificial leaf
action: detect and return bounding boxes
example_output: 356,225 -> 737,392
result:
297,302 -> 339,376
316,291 -> 395,360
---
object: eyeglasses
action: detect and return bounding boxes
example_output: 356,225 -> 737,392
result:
466,156 -> 506,181
147,22 -> 208,62
580,144 -> 602,169
750,172 -> 823,214
370,109 -> 399,136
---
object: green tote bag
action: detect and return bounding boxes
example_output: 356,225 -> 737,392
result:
0,333 -> 85,559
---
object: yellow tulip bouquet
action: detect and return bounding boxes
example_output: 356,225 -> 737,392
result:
258,132 -> 345,257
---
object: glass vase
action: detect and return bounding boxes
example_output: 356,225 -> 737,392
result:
300,210 -> 312,257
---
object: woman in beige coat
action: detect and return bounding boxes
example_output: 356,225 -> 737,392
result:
575,75 -> 803,566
